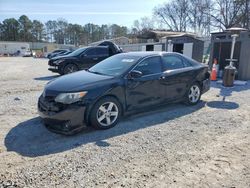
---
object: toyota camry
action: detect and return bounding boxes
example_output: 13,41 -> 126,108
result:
38,52 -> 210,135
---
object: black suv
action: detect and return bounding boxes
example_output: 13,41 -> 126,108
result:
48,41 -> 122,75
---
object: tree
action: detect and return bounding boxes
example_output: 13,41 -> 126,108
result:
0,18 -> 19,41
100,24 -> 110,40
188,0 -> 212,35
109,24 -> 127,38
18,15 -> 33,41
31,20 -> 45,42
154,0 -> 190,32
0,15 -> 129,45
45,20 -> 57,42
210,0 -> 245,29
132,17 -> 155,34
54,19 -> 68,44
238,0 -> 250,29
65,24 -> 85,46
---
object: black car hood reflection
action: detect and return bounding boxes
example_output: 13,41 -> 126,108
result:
45,70 -> 114,95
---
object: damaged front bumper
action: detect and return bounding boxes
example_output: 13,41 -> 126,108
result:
38,96 -> 87,135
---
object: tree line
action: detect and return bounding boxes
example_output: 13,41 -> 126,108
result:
0,0 -> 249,45
0,15 -> 128,46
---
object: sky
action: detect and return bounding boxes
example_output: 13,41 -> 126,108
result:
0,0 -> 167,27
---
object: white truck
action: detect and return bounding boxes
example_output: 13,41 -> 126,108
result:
0,42 -> 30,56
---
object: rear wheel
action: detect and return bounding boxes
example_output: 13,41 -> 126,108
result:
63,64 -> 78,74
185,83 -> 201,105
90,97 -> 121,129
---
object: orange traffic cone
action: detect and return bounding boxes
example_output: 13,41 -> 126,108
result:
211,60 -> 217,81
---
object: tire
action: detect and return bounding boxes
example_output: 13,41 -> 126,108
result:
90,97 -> 122,130
63,64 -> 78,75
185,83 -> 201,105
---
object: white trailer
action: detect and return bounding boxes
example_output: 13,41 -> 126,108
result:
0,42 -> 30,56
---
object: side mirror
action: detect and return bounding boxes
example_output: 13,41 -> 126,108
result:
128,70 -> 143,79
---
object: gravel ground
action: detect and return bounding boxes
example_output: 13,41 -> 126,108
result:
0,57 -> 249,188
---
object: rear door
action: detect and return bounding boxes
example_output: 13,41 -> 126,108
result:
161,55 -> 194,100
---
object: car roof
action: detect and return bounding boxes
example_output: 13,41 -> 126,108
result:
85,46 -> 108,49
122,51 -> 182,58
121,52 -> 202,65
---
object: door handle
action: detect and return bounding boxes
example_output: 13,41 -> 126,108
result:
159,76 -> 165,80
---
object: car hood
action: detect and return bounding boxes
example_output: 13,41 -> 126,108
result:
44,71 -> 114,96
51,54 -> 76,61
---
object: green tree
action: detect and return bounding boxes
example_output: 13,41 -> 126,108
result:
31,20 -> 45,42
66,24 -> 85,46
45,20 -> 57,42
18,15 -> 33,41
0,18 -> 19,41
109,24 -> 128,38
54,19 -> 68,44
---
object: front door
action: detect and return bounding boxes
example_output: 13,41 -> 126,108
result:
125,56 -> 165,111
80,48 -> 98,68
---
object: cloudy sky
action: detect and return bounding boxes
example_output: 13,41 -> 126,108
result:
0,0 -> 167,27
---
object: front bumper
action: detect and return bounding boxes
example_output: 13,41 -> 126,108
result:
38,96 -> 87,135
48,66 -> 60,73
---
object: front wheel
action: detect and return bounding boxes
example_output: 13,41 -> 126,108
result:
185,83 -> 201,105
63,64 -> 78,75
90,97 -> 122,129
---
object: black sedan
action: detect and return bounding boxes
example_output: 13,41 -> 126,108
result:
38,52 -> 210,135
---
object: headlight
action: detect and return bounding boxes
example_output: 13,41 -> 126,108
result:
55,91 -> 87,104
54,59 -> 64,65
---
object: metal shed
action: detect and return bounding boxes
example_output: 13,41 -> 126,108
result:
163,35 -> 204,62
210,31 -> 250,80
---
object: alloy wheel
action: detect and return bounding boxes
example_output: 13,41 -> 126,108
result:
64,64 -> 78,74
96,102 -> 119,127
188,85 -> 200,103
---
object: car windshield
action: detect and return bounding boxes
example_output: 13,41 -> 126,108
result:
89,54 -> 141,76
68,47 -> 87,56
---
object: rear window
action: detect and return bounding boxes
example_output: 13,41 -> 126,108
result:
162,55 -> 184,70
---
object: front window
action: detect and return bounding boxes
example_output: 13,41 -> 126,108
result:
89,54 -> 141,76
85,48 -> 96,56
69,47 -> 87,56
133,56 -> 162,76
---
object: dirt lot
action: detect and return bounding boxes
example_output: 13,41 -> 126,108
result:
0,57 -> 249,188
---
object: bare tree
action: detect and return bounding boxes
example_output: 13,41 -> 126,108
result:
210,0 -> 245,29
240,0 -> 250,29
154,0 -> 190,32
188,0 -> 212,35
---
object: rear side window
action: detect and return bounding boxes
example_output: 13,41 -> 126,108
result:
96,48 -> 109,56
162,55 -> 184,70
85,49 -> 96,56
134,56 -> 162,76
182,59 -> 193,67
